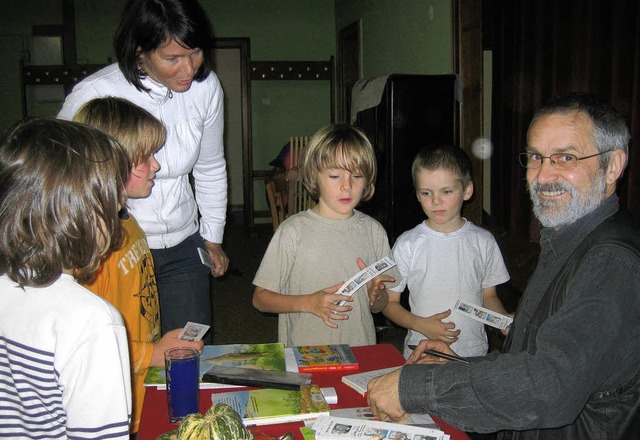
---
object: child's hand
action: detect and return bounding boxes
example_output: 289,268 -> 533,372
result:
306,283 -> 354,329
150,328 -> 205,367
501,312 -> 515,336
356,257 -> 395,312
414,309 -> 460,345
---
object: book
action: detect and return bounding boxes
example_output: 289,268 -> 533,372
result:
287,344 -> 359,373
210,384 -> 330,426
143,342 -> 286,389
311,415 -> 449,440
340,366 -> 401,396
202,365 -> 312,390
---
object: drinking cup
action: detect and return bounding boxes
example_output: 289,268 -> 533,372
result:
165,347 -> 199,423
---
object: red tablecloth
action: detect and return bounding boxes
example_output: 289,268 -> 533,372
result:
137,343 -> 469,439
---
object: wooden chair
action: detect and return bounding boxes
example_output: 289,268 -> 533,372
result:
265,170 -> 288,232
286,136 -> 315,216
264,136 -> 316,232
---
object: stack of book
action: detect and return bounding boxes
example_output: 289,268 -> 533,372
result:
211,384 -> 330,426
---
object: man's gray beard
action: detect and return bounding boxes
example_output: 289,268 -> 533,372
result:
528,169 -> 606,228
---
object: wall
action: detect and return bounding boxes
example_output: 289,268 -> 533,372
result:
206,1 -> 335,175
2,0 -> 454,219
335,0 -> 452,78
4,0 -> 336,218
0,0 -> 63,131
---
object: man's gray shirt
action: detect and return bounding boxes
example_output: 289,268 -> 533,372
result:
399,196 -> 640,439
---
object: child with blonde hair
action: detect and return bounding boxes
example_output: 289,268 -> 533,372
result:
73,97 -> 203,434
384,145 -> 510,358
253,123 -> 398,346
0,118 -> 131,438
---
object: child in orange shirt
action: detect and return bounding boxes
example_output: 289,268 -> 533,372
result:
73,97 -> 203,434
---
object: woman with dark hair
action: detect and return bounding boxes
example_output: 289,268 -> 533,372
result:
59,0 -> 229,342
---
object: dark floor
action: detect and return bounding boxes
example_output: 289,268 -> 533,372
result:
210,215 -> 540,352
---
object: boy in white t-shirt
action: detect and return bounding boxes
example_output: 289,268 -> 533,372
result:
383,145 -> 511,358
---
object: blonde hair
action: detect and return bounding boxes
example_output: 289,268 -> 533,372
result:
300,124 -> 377,201
73,97 -> 165,166
0,118 -> 129,286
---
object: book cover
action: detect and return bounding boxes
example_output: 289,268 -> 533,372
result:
202,365 -> 312,390
340,366 -> 401,396
289,344 -> 359,373
144,342 -> 286,389
210,384 -> 330,426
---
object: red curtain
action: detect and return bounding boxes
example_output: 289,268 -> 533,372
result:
489,0 -> 640,237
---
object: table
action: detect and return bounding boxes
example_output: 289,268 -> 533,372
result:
137,343 -> 469,439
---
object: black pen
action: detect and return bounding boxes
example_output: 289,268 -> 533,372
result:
407,344 -> 470,364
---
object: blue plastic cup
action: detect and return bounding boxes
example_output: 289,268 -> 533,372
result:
165,347 -> 200,423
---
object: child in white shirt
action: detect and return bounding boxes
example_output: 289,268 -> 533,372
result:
0,118 -> 132,438
384,145 -> 511,357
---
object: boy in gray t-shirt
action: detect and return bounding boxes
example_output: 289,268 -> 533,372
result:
253,124 -> 399,346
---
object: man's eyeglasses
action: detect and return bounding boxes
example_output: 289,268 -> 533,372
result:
518,151 -> 611,170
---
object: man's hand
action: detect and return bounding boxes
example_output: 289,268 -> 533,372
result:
204,241 -> 229,277
367,368 -> 408,422
407,339 -> 459,365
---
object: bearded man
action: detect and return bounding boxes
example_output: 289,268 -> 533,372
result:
367,92 -> 640,440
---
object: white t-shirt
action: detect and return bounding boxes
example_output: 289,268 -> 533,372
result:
391,220 -> 510,357
0,274 -> 132,439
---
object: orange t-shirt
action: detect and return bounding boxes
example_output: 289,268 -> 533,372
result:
83,213 -> 160,433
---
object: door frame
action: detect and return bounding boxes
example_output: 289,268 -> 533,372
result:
213,38 -> 253,228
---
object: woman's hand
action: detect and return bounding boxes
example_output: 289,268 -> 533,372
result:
204,240 -> 229,277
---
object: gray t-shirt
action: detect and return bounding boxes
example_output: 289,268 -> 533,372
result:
253,209 -> 399,346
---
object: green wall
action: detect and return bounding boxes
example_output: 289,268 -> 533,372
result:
335,0 -> 452,77
205,0 -> 336,170
0,0 -> 63,131
74,0 -> 127,64
1,0 -> 453,218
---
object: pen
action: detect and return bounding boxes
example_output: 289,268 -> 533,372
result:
407,344 -> 470,364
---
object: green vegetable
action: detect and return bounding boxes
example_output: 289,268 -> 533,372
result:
157,403 -> 253,440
